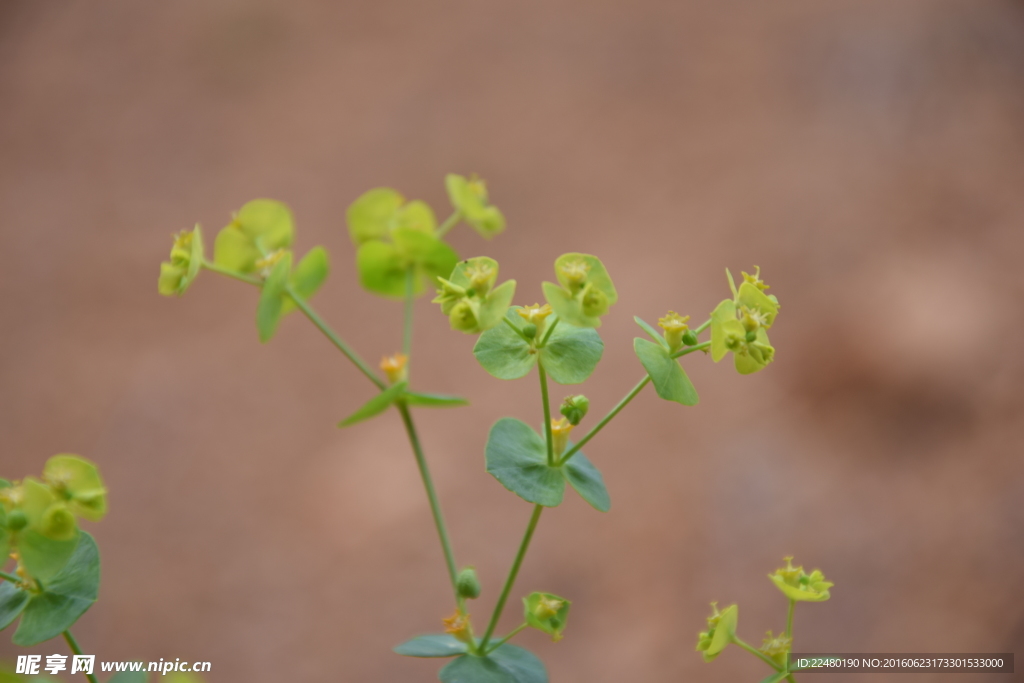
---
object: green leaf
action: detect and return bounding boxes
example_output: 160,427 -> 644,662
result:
0,581 -> 29,631
633,316 -> 668,349
737,282 -> 779,328
282,246 -> 329,315
42,454 -> 107,522
394,634 -> 469,658
473,311 -> 536,380
478,280 -> 517,332
347,188 -> 405,245
633,338 -> 698,406
357,231 -> 460,299
403,392 -> 469,408
338,382 -> 407,427
562,450 -> 610,512
256,252 -> 293,343
18,529 -> 80,584
758,673 -> 788,683
13,532 -> 100,646
356,240 -> 405,297
541,282 -> 593,328
485,418 -> 564,507
396,200 -> 437,235
710,299 -> 737,362
0,529 -> 7,568
538,323 -> 603,385
439,644 -> 547,683
108,672 -> 149,683
392,228 -> 460,291
444,174 -> 506,239
213,224 -> 261,273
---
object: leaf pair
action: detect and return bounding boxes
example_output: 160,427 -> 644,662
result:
485,418 -> 609,512
338,382 -> 468,427
445,174 -> 506,239
214,199 -> 295,274
0,533 -> 99,646
395,636 -> 546,683
474,309 -> 603,384
347,188 -> 459,299
633,317 -> 699,406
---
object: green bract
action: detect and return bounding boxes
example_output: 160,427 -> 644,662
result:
1,532 -> 100,646
280,246 -> 330,315
484,418 -> 609,512
473,309 -> 603,383
434,257 -> 517,334
42,454 -> 107,522
710,268 -> 779,374
214,199 -> 295,274
524,592 -> 570,642
439,644 -> 546,683
541,253 -> 618,328
633,336 -> 699,406
445,174 -> 506,239
347,188 -> 459,299
696,603 -> 737,662
158,225 -> 204,296
768,557 -> 833,602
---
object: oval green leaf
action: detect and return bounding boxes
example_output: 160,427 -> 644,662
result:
403,392 -> 469,408
0,581 -> 29,631
561,450 -> 610,512
485,418 -> 564,507
394,634 -> 469,658
439,644 -> 547,683
538,322 -> 603,385
473,311 -> 536,380
256,252 -> 293,343
633,338 -> 698,406
338,382 -> 407,427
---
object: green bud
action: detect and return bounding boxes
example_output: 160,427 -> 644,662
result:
560,395 -> 590,426
745,330 -> 757,343
6,509 -> 27,531
456,567 -> 481,600
682,330 -> 698,346
449,300 -> 480,333
521,323 -> 537,339
580,286 -> 609,318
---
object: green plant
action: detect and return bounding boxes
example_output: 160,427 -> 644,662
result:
698,557 -> 833,682
153,173 -> 781,681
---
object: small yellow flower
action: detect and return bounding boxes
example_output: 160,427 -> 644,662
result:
254,249 -> 287,279
464,261 -> 495,295
550,417 -> 574,456
533,595 -> 564,620
742,265 -> 769,291
658,311 -> 691,350
442,610 -> 473,643
517,303 -> 553,327
380,353 -> 409,384
558,259 -> 590,288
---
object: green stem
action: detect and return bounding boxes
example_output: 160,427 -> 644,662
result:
0,570 -> 20,583
63,630 -> 99,683
670,340 -> 711,359
479,504 -> 544,650
403,267 -> 415,359
559,376 -> 650,465
538,363 -> 555,466
201,260 -> 261,285
436,210 -> 461,237
286,286 -> 386,390
537,317 -> 559,348
397,402 -> 460,601
785,599 -> 795,640
693,318 -> 711,335
485,622 -> 528,654
733,635 -> 782,672
503,316 -> 532,343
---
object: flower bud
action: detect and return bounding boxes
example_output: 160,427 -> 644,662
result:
41,503 -> 76,541
6,509 -> 27,531
682,329 -> 698,346
580,286 -> 609,318
521,323 -> 537,340
560,395 -> 589,426
456,567 -> 481,600
379,353 -> 409,384
550,418 -> 574,456
449,300 -> 480,333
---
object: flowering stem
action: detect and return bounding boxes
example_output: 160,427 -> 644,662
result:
403,267 -> 415,359
502,316 -> 532,343
479,504 -> 544,651
0,570 -> 20,583
785,598 -> 795,640
286,286 -> 387,391
693,317 -> 711,335
397,402 -> 460,602
733,635 -> 782,672
670,340 -> 711,359
201,260 -> 261,285
538,363 -> 555,466
485,622 -> 528,654
558,376 -> 650,465
62,629 -> 99,683
436,210 -> 461,238
537,317 -> 559,347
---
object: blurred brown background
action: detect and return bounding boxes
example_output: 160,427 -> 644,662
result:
2,0 -> 1023,681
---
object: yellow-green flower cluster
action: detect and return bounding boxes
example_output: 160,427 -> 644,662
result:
433,257 -> 516,334
696,602 -> 737,662
769,556 -> 833,602
710,266 -> 780,374
158,225 -> 204,296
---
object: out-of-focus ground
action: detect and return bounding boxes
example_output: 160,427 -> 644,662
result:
1,0 -> 1023,681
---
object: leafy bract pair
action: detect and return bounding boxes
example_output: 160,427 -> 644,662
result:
346,174 -> 504,300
